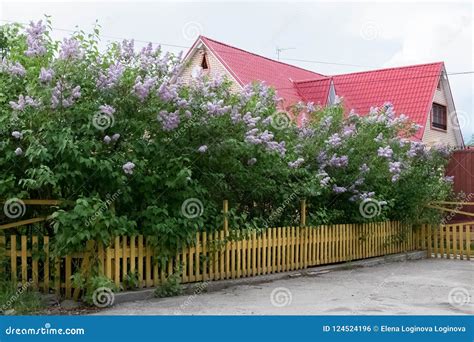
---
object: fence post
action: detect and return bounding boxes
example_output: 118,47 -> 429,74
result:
300,199 -> 306,227
223,200 -> 229,233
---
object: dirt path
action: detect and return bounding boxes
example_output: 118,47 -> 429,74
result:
93,259 -> 474,315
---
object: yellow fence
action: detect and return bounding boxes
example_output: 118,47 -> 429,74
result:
2,222 -> 472,299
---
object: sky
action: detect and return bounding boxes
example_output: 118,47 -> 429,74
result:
1,0 -> 473,141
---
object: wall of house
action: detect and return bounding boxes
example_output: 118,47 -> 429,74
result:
178,45 -> 242,93
421,82 -> 463,147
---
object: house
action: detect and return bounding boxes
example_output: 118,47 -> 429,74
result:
178,36 -> 464,147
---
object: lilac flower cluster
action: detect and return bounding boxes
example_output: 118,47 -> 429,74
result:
9,95 -> 41,111
329,154 -> 349,168
97,62 -> 124,90
198,145 -> 208,153
288,158 -> 304,169
377,146 -> 393,159
39,67 -> 54,83
326,133 -> 342,147
59,38 -> 83,60
388,161 -> 402,182
99,104 -> 116,116
133,76 -> 157,101
25,20 -> 47,57
122,162 -> 135,175
333,185 -> 347,194
157,110 -> 180,131
11,131 -> 23,139
51,81 -> 81,109
103,134 -> 120,145
1,59 -> 26,77
244,128 -> 286,157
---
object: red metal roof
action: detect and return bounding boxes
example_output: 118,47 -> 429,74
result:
331,62 -> 443,140
192,37 -> 444,140
199,36 -> 327,106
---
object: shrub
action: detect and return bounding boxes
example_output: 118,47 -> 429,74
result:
0,19 -> 453,259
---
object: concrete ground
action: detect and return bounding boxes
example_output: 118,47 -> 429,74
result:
94,259 -> 474,315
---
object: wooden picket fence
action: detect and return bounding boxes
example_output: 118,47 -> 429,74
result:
2,222 -> 472,299
426,222 -> 473,260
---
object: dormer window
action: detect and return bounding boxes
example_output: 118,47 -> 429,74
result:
200,53 -> 209,70
432,103 -> 447,130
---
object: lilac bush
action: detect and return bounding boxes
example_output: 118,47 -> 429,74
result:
0,20 -> 453,257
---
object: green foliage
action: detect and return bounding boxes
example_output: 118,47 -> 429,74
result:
154,267 -> 183,298
0,19 -> 454,260
0,281 -> 43,314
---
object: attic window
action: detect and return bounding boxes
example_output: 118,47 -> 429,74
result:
200,54 -> 209,70
432,103 -> 447,130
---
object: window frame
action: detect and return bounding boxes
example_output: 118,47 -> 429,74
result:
431,102 -> 447,132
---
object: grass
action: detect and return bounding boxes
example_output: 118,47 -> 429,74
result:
0,281 -> 43,314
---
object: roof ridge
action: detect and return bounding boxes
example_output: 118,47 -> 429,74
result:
331,61 -> 444,77
293,76 -> 333,84
199,35 -> 326,78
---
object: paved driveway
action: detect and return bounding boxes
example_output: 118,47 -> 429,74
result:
94,259 -> 473,315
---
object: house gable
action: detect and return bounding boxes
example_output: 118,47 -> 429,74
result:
422,67 -> 464,146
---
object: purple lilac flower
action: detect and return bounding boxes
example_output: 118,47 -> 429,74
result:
157,110 -> 180,131
320,176 -> 331,187
11,131 -> 22,139
157,83 -> 178,101
132,76 -> 157,101
298,127 -> 315,139
51,81 -> 80,109
122,162 -> 135,175
374,133 -> 384,143
39,67 -> 54,83
4,61 -> 26,77
10,95 -> 40,111
288,158 -> 304,169
333,185 -> 347,194
14,147 -> 23,156
71,86 -> 81,99
99,104 -> 116,116
306,102 -> 315,112
120,40 -> 135,61
433,143 -> 450,157
97,63 -> 124,90
377,146 -> 393,158
103,135 -> 112,144
326,133 -> 342,147
111,133 -> 121,141
265,141 -> 286,157
198,145 -> 208,153
247,158 -> 257,166
25,20 -> 47,57
342,125 -> 356,137
59,38 -> 82,59
320,116 -> 333,130
329,154 -> 349,168
388,161 -> 402,182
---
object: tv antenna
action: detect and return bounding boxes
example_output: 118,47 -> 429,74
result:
276,47 -> 295,61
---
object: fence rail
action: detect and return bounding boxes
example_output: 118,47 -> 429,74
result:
2,222 -> 472,299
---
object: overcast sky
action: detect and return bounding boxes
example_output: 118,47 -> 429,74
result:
1,1 -> 473,141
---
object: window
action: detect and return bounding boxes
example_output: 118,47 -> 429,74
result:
437,80 -> 441,90
432,103 -> 447,130
200,54 -> 209,70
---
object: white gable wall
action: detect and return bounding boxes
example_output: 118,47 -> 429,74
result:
178,43 -> 242,93
421,73 -> 463,147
